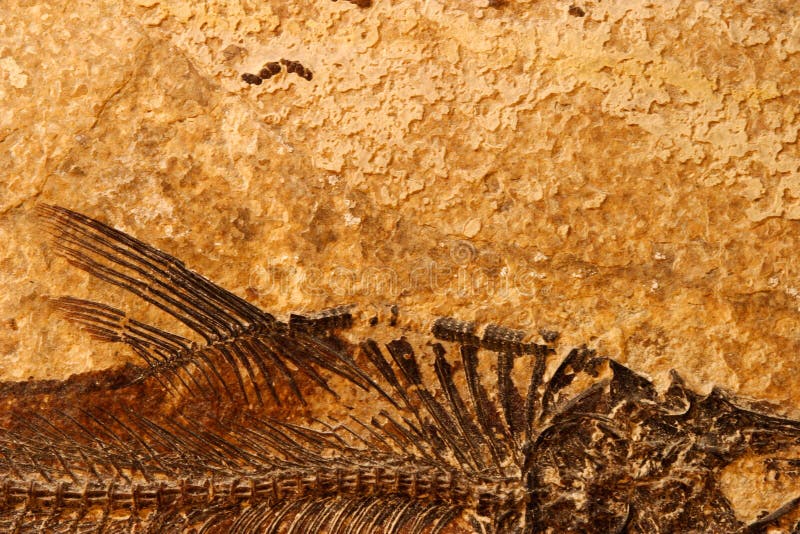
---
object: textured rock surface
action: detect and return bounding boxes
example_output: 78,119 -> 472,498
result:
2,0 -> 800,524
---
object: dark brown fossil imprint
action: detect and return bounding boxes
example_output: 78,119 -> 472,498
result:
2,205 -> 800,532
242,59 -> 312,86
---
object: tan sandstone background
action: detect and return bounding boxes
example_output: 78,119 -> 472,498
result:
1,0 -> 800,524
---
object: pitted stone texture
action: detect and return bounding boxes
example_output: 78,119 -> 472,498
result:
2,2 -> 800,520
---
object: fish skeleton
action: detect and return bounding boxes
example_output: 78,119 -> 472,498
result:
0,205 -> 799,533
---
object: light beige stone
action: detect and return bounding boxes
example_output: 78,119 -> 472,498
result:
2,0 -> 800,523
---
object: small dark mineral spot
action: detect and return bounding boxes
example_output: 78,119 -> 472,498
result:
487,0 -> 507,7
389,305 -> 399,327
568,5 -> 586,17
369,316 -> 378,327
241,72 -> 262,85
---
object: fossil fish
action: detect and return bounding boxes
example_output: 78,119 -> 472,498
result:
0,205 -> 799,533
